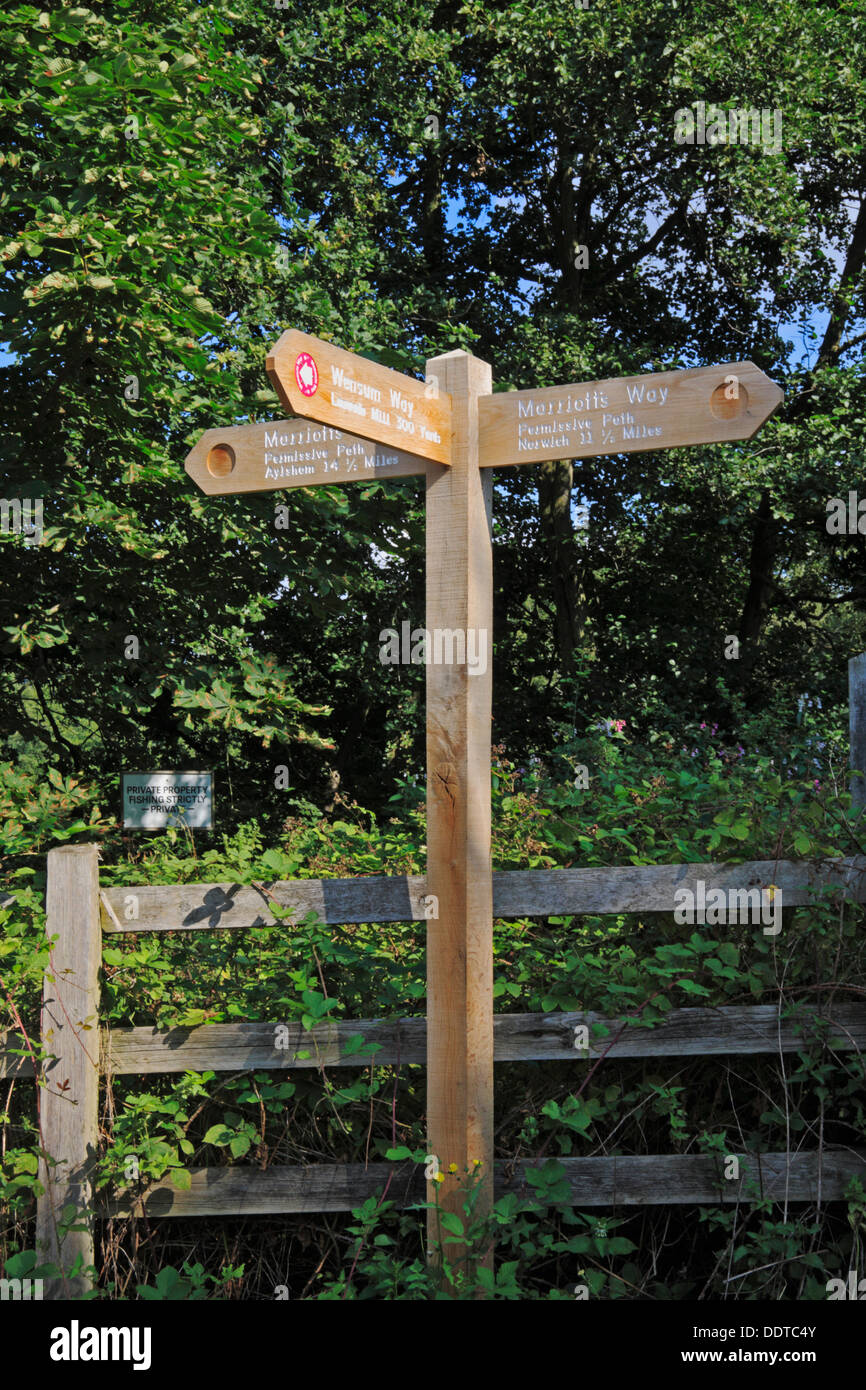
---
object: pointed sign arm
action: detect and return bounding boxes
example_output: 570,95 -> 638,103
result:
477,360 -> 783,468
266,329 -> 453,467
184,419 -> 429,496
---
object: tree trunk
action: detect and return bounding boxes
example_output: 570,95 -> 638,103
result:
537,459 -> 580,666
420,110 -> 445,276
737,488 -> 776,683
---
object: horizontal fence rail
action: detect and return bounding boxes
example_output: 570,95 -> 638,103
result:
103,1151 -> 866,1218
4,1004 -> 864,1078
97,857 -> 866,932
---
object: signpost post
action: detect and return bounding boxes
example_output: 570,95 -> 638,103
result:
186,335 -> 783,1275
422,350 -> 494,1268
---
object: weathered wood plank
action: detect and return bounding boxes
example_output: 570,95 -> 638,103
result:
99,875 -> 428,932
424,348 -> 495,1250
513,1151 -> 866,1207
13,1003 -> 861,1082
36,845 -> 101,1299
99,858 -> 866,933
490,1004 -> 866,1062
106,1162 -> 423,1218
101,1018 -> 426,1073
494,858 -> 866,916
13,1004 -> 865,1080
104,1150 -> 866,1218
98,1004 -> 866,1074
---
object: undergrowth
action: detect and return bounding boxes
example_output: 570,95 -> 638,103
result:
2,704 -> 865,1298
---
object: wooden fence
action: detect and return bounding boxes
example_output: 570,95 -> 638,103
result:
3,846 -> 866,1296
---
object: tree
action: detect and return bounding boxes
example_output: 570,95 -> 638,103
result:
2,0 -> 865,833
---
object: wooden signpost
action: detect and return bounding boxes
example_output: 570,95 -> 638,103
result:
186,337 -> 783,1271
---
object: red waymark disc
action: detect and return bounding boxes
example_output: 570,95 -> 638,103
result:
294,352 -> 318,396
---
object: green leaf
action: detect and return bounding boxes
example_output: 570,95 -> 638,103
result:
384,1145 -> 413,1161
203,1125 -> 232,1147
438,1212 -> 464,1237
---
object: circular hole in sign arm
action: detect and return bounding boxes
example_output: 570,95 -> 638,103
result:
206,444 -> 235,477
709,379 -> 749,421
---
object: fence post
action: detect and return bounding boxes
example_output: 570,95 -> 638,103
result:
849,653 -> 866,813
36,844 -> 101,1298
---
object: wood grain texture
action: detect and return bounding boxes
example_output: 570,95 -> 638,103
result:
96,1004 -> 866,1074
8,1002 -> 860,1079
267,329 -> 452,465
424,349 -> 495,1246
99,858 -> 866,933
490,857 -> 866,915
104,1150 -> 865,1218
185,418 -> 428,497
850,653 -> 866,811
478,360 -> 783,469
99,874 -> 429,932
36,845 -> 101,1298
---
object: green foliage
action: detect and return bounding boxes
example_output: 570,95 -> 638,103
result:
3,727 -> 865,1298
0,0 -> 864,822
136,1262 -> 243,1301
